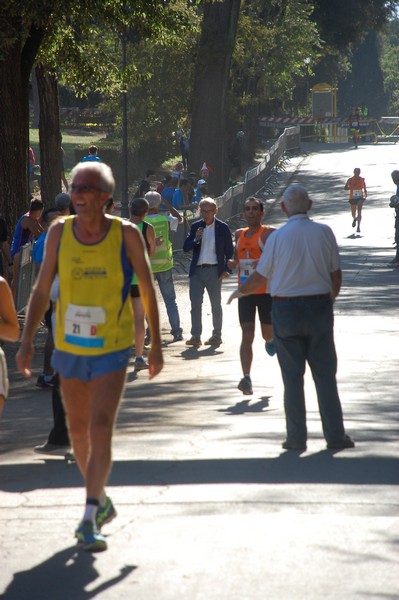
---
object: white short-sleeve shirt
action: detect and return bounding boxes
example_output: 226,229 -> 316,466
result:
256,214 -> 340,297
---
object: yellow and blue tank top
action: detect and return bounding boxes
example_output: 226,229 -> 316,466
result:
55,216 -> 133,355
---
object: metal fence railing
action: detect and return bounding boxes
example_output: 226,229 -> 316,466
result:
16,242 -> 36,314
170,126 -> 300,249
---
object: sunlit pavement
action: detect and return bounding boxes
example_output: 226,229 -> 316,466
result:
1,142 -> 399,599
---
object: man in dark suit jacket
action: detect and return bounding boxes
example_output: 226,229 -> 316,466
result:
183,198 -> 233,347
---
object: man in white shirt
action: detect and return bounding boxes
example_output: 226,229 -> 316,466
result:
228,185 -> 354,451
183,198 -> 234,347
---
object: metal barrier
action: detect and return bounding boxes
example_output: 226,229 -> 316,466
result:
16,242 -> 35,314
171,125 -> 300,249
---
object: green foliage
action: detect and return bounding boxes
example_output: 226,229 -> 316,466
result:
36,0 -> 199,98
231,0 -> 320,110
101,22 -> 199,169
311,0 -> 397,86
380,16 -> 399,114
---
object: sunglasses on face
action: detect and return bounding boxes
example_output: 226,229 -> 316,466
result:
70,184 -> 104,193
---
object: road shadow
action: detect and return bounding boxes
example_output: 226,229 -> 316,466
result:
1,451 -> 398,493
219,397 -> 271,414
1,545 -> 136,600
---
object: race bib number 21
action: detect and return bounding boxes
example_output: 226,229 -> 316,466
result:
64,304 -> 106,348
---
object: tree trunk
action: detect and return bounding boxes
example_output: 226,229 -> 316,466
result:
189,0 -> 241,196
0,18 -> 44,232
0,42 -> 30,230
31,68 -> 40,128
36,64 -> 62,207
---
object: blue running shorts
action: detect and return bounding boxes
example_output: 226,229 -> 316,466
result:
52,348 -> 131,382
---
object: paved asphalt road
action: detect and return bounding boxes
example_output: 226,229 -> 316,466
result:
1,142 -> 398,599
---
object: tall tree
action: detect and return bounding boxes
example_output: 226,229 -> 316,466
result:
338,30 -> 387,117
36,64 -> 63,205
0,5 -> 47,228
380,16 -> 399,115
231,0 -> 319,156
311,0 -> 397,84
0,1 -> 198,230
189,0 -> 241,195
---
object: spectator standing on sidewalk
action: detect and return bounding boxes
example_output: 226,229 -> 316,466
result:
183,197 -> 233,348
144,191 -> 183,343
129,197 -> 155,370
228,197 -> 276,396
33,193 -> 73,455
32,208 -> 60,390
134,169 -> 156,198
10,198 -> 44,300
228,185 -> 355,451
16,161 -> 163,552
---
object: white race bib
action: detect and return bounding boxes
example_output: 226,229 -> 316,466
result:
64,304 -> 106,348
239,258 -> 257,284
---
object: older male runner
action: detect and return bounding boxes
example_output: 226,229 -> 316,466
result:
228,185 -> 354,451
17,161 -> 163,552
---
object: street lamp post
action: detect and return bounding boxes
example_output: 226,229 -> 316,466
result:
304,57 -> 311,114
121,30 -> 129,218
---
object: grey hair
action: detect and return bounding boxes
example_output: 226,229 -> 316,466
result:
282,185 -> 310,215
70,162 -> 115,195
145,191 -> 161,209
199,197 -> 217,209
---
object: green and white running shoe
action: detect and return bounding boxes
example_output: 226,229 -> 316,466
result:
96,496 -> 117,530
75,520 -> 107,552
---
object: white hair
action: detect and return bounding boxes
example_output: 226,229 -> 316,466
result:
145,191 -> 161,210
282,185 -> 310,215
71,161 -> 115,195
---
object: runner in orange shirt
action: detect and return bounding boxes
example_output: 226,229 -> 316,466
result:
344,167 -> 367,232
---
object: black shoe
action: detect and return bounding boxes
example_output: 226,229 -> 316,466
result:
34,442 -> 70,455
326,435 -> 355,449
238,376 -> 253,395
185,336 -> 201,348
36,375 -> 56,389
204,335 -> 222,346
282,439 -> 307,451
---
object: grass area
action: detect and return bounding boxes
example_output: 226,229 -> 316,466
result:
29,128 -> 108,175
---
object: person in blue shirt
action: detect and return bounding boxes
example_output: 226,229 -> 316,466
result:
171,178 -> 189,209
82,145 -> 101,162
161,177 -> 178,210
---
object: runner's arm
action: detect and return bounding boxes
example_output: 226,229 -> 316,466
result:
228,228 -> 243,269
0,278 -> 19,342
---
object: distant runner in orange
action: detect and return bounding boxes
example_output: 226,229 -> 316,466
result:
344,167 -> 367,233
